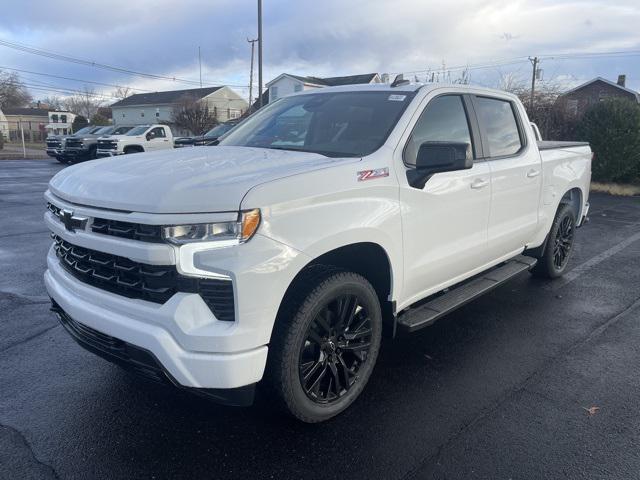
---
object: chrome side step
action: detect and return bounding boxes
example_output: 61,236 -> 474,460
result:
396,255 -> 537,333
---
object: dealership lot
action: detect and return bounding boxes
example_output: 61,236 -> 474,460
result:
2,159 -> 640,479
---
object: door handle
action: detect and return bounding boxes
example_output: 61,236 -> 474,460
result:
470,178 -> 489,189
526,169 -> 540,178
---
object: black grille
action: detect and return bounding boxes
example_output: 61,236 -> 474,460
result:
65,139 -> 83,148
46,139 -> 61,148
97,140 -> 117,150
91,217 -> 164,243
47,202 -> 61,216
53,236 -> 235,320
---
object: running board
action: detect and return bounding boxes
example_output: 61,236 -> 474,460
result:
396,255 -> 537,333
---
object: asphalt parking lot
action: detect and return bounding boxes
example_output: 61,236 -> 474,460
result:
2,159 -> 640,480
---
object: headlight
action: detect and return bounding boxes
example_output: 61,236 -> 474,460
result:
162,209 -> 261,245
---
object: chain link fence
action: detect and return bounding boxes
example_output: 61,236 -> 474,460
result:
0,121 -> 49,159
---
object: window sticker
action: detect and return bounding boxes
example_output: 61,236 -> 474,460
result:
388,94 -> 407,101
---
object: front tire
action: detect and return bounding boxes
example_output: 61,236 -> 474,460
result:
266,268 -> 382,423
532,203 -> 577,278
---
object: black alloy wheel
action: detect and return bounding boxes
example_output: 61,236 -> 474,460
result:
531,202 -> 577,278
553,214 -> 574,270
266,268 -> 382,423
299,294 -> 373,404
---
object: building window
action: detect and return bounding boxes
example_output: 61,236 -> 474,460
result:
271,86 -> 278,100
51,114 -> 58,123
156,112 -> 159,117
61,115 -> 67,123
122,113 -> 126,118
229,109 -> 241,119
141,112 -> 145,117
567,99 -> 578,117
294,84 -> 303,93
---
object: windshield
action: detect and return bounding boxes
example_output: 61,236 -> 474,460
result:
204,123 -> 235,138
95,126 -> 114,135
219,91 -> 415,157
73,126 -> 93,135
112,126 -> 133,135
127,126 -> 150,136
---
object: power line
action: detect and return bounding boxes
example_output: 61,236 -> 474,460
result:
391,48 -> 640,79
0,65 -> 152,93
0,38 -> 249,89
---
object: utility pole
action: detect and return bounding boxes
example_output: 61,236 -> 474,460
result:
529,56 -> 539,111
198,46 -> 203,87
247,38 -> 258,110
257,0 -> 263,108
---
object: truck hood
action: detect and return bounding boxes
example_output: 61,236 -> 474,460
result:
49,146 -> 347,213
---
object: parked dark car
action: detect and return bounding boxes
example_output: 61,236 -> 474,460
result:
174,121 -> 240,148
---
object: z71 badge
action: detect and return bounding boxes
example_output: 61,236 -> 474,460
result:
357,167 -> 389,182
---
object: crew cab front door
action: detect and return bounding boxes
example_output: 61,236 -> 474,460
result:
146,126 -> 171,151
399,94 -> 492,306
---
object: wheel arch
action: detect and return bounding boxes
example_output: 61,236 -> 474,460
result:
274,242 -> 395,334
559,186 -> 584,220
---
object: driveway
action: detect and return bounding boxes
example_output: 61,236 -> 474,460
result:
2,160 -> 640,479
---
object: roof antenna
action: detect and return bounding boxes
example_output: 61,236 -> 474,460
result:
390,74 -> 410,88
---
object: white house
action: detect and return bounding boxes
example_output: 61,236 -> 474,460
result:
110,86 -> 249,135
0,108 -> 7,141
265,73 -> 381,104
45,111 -> 77,136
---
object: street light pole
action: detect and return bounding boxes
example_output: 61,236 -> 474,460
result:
258,0 -> 263,108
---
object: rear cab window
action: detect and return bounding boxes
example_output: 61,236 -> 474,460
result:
474,97 -> 524,158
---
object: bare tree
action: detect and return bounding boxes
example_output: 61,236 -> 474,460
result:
171,95 -> 218,135
63,86 -> 103,120
113,86 -> 133,100
0,70 -> 32,109
38,95 -> 65,110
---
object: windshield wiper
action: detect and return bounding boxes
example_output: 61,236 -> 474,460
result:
265,146 -> 357,158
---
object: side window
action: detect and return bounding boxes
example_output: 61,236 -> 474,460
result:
149,127 -> 166,138
404,95 -> 473,166
474,97 -> 523,157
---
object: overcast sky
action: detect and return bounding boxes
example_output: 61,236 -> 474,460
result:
1,0 -> 639,103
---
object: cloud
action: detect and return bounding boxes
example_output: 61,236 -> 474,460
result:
1,0 -> 639,100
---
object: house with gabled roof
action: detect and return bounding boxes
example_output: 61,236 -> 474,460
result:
557,75 -> 640,119
265,73 -> 381,104
110,86 -> 248,134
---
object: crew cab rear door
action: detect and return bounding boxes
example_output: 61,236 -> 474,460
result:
398,93 -> 493,306
471,95 -> 542,259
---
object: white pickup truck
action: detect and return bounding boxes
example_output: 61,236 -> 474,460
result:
96,124 -> 174,157
44,83 -> 591,422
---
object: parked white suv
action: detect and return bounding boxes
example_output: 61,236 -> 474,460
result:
96,124 -> 174,157
45,83 -> 591,422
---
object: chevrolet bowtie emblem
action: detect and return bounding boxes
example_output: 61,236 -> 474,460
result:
58,209 -> 88,232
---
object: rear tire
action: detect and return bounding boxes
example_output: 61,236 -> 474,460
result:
265,267 -> 382,423
532,203 -> 577,278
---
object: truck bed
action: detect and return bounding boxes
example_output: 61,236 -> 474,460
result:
537,141 -> 589,151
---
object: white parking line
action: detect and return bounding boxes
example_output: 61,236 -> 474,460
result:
549,230 -> 640,290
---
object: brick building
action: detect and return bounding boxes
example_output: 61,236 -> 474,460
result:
557,75 -> 640,119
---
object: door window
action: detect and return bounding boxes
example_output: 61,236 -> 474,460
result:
149,127 -> 166,139
404,95 -> 473,165
474,97 -> 523,157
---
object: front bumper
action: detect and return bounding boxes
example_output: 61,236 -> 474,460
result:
46,149 -> 61,157
96,149 -> 121,157
45,248 -> 268,391
61,148 -> 90,158
50,299 -> 256,406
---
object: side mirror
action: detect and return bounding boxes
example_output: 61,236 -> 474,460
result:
146,132 -> 155,141
407,141 -> 473,188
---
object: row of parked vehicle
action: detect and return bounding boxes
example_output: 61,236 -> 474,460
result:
45,120 -> 240,164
